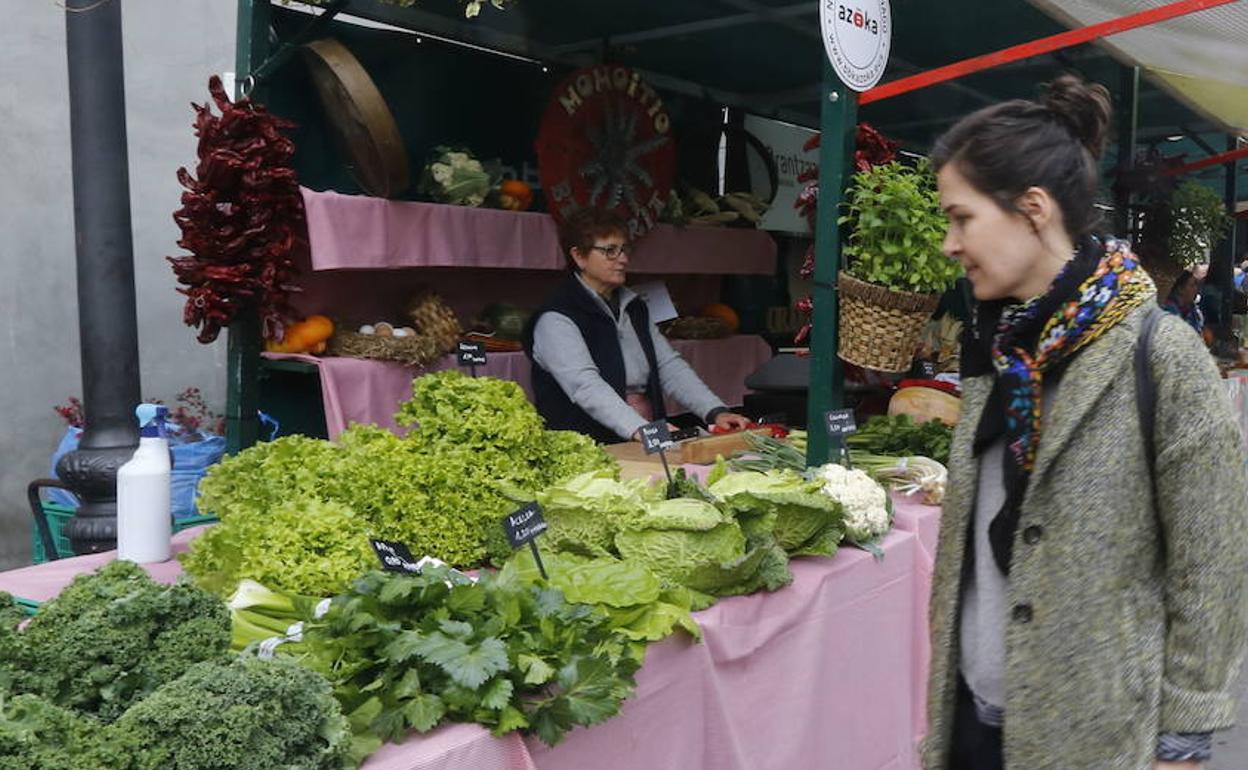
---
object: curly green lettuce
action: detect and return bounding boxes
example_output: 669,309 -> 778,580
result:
180,497 -> 374,596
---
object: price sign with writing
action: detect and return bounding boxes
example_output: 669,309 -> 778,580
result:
370,539 -> 421,574
502,502 -> 550,579
824,409 -> 857,437
638,420 -> 674,455
457,341 -> 487,367
502,502 -> 548,549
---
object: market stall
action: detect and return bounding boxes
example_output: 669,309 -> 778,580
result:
21,1 -> 1248,769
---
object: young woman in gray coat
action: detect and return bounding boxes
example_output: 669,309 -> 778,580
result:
922,75 -> 1248,770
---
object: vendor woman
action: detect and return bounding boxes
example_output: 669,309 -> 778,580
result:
523,208 -> 752,443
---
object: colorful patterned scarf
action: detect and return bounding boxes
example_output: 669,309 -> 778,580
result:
975,238 -> 1155,573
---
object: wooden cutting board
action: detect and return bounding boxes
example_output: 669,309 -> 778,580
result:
604,429 -> 768,467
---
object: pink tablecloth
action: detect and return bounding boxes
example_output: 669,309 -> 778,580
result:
300,188 -> 777,275
265,336 -> 774,439
0,526 -> 206,603
889,493 -> 943,749
0,527 -> 925,770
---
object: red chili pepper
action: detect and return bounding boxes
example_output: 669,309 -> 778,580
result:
167,75 -> 304,344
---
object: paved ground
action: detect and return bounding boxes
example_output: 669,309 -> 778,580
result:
1209,671 -> 1248,769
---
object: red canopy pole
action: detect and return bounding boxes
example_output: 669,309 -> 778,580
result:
860,0 -> 1235,105
1163,144 -> 1248,176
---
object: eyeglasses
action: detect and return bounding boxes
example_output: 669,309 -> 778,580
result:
587,243 -> 634,260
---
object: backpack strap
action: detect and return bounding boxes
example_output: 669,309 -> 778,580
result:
1135,304 -> 1165,480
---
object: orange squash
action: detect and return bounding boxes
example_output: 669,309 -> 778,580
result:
498,180 -> 533,211
698,303 -> 740,334
270,315 -> 335,354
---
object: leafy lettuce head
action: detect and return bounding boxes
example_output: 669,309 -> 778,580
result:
709,470 -> 844,557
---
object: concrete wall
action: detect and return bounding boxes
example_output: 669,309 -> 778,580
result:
0,1 -> 235,569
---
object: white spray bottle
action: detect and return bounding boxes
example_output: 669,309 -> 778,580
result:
117,405 -> 172,563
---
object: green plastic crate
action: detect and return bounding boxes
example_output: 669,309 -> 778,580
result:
32,502 -> 217,564
14,597 -> 40,616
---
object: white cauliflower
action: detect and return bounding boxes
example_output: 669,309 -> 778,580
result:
814,463 -> 890,541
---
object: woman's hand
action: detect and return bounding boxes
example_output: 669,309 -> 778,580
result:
712,412 -> 753,432
1154,761 -> 1203,769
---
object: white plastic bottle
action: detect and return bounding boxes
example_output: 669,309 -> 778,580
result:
117,405 -> 172,563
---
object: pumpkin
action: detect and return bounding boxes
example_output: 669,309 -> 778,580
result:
498,179 -> 533,211
697,303 -> 740,334
269,315 -> 335,354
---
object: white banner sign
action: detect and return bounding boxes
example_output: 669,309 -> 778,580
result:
744,114 -> 819,235
820,0 -> 892,92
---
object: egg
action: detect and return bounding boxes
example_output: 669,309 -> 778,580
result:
358,324 -> 376,335
374,322 -> 394,337
392,327 -> 411,338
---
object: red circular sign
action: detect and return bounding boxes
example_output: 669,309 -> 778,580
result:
536,66 -> 677,238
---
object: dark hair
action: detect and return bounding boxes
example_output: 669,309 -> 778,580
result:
558,208 -> 628,267
1169,269 -> 1198,300
931,75 -> 1113,239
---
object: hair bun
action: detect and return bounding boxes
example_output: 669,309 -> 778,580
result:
1041,75 -> 1113,160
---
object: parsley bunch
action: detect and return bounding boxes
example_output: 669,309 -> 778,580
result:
299,567 -> 640,759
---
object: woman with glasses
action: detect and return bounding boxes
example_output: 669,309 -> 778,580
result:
523,207 -> 752,443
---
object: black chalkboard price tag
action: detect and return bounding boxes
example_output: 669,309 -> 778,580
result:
501,502 -> 550,579
638,419 -> 678,497
824,409 -> 857,437
824,409 -> 857,469
457,340 -> 487,374
370,539 -> 421,574
638,420 -> 674,454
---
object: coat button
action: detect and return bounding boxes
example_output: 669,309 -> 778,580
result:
1012,604 -> 1034,624
1023,525 -> 1044,545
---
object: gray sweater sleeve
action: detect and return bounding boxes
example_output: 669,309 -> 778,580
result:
648,325 -> 727,422
530,312 -> 648,440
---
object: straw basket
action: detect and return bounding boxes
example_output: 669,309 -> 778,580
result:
327,332 -> 444,368
662,316 -> 731,340
837,271 -> 940,373
405,292 -> 462,353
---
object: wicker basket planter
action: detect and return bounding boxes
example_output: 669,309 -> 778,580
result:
837,271 -> 940,373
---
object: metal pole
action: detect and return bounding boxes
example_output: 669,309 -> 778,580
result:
1114,66 -> 1139,238
804,62 -> 856,467
57,0 -> 142,554
225,0 -> 273,454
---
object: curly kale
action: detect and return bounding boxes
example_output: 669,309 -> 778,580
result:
112,656 -> 352,770
13,561 -> 230,722
0,692 -> 105,770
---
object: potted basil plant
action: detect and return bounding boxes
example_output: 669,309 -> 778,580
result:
836,160 -> 961,373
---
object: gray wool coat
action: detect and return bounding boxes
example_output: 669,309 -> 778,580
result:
922,302 -> 1248,769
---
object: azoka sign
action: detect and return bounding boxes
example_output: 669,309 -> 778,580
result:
820,0 -> 891,92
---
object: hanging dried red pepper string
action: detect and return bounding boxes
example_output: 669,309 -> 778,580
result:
167,75 -> 304,344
